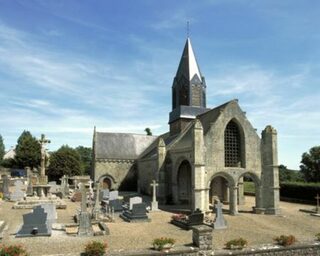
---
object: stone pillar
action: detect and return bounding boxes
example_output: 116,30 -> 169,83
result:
261,126 -> 281,215
238,177 -> 245,205
229,186 -> 238,215
192,225 -> 213,250
192,119 -> 207,211
253,185 -> 265,214
172,183 -> 179,204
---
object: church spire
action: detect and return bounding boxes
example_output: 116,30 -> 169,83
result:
169,37 -> 209,135
176,38 -> 203,83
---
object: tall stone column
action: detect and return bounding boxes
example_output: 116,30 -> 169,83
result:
261,126 -> 281,215
157,138 -> 166,204
229,185 -> 238,215
192,119 -> 207,211
238,177 -> 245,205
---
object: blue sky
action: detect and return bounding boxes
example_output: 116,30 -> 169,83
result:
0,0 -> 319,169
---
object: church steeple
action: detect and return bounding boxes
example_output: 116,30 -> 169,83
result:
172,38 -> 206,109
169,38 -> 209,135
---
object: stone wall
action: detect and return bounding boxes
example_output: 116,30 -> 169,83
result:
109,244 -> 320,256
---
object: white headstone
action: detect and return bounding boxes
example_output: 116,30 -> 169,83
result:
129,196 -> 142,210
48,181 -> 58,193
40,203 -> 57,224
109,190 -> 119,201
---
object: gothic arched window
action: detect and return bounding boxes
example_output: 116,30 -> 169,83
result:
224,120 -> 243,167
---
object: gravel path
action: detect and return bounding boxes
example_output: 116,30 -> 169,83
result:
0,197 -> 319,255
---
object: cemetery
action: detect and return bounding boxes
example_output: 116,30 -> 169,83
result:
0,2 -> 319,255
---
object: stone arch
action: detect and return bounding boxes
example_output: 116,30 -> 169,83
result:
237,171 -> 262,213
98,174 -> 116,190
208,172 -> 237,215
177,160 -> 192,205
224,118 -> 246,168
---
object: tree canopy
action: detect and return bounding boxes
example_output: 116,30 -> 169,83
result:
0,134 -> 4,164
300,146 -> 320,182
278,164 -> 303,183
144,127 -> 152,136
15,131 -> 41,169
47,145 -> 82,181
75,146 -> 92,175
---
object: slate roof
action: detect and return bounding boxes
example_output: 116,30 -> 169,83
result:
94,132 -> 158,160
176,38 -> 203,82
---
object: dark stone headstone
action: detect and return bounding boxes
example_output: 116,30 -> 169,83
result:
108,199 -> 123,212
171,209 -> 204,230
16,207 -> 51,237
120,203 -> 150,222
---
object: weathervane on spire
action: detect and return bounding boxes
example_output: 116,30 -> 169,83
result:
187,20 -> 190,38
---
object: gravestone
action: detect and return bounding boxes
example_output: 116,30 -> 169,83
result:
10,180 -> 25,201
212,202 -> 227,229
109,190 -> 119,201
78,183 -> 93,236
60,175 -> 69,198
101,189 -> 110,200
129,196 -> 142,210
171,209 -> 204,230
16,206 -> 51,237
48,181 -> 58,193
71,191 -> 82,202
150,180 -> 159,211
26,175 -> 33,196
1,175 -> 10,199
120,203 -> 149,222
108,199 -> 123,212
39,204 -> 57,225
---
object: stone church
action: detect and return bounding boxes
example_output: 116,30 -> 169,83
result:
92,38 -> 280,215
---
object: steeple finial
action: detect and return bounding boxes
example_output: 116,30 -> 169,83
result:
187,21 -> 190,38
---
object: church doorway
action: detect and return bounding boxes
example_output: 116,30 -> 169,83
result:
102,177 -> 112,190
177,160 -> 192,205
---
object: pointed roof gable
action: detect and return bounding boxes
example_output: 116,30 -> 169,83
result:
176,38 -> 202,82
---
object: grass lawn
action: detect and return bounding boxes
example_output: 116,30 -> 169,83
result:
244,181 -> 255,194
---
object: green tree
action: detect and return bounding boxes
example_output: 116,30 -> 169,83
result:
300,146 -> 320,182
144,127 -> 152,136
279,164 -> 303,183
15,131 -> 41,169
75,146 -> 92,175
0,134 -> 5,164
47,145 -> 81,181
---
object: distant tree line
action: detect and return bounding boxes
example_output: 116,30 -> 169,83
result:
0,131 -> 92,181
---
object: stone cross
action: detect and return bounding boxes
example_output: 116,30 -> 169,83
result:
315,194 -> 320,214
79,183 -> 87,213
150,180 -> 159,211
93,182 -> 101,220
38,134 -> 50,177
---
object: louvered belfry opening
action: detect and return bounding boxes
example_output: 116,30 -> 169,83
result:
224,120 -> 242,167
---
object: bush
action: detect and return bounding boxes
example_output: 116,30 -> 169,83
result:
152,237 -> 176,251
280,182 -> 320,203
0,244 -> 28,256
225,238 -> 248,250
316,233 -> 320,241
274,235 -> 296,246
84,241 -> 107,256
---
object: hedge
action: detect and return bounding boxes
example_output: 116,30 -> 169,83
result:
280,182 -> 320,203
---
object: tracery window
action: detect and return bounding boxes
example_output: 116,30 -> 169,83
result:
224,120 -> 242,167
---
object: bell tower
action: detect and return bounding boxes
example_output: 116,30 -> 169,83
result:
169,38 -> 209,135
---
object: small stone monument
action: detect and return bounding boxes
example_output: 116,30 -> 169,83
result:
10,180 -> 25,201
60,175 -> 69,198
212,201 -> 227,229
16,206 -> 51,237
1,175 -> 10,199
120,203 -> 149,222
40,204 -> 57,225
150,180 -> 159,211
26,175 -> 34,196
78,183 -> 93,236
93,182 -> 102,220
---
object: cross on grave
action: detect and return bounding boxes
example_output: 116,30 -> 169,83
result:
38,134 -> 50,181
315,194 -> 320,214
150,180 -> 159,211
